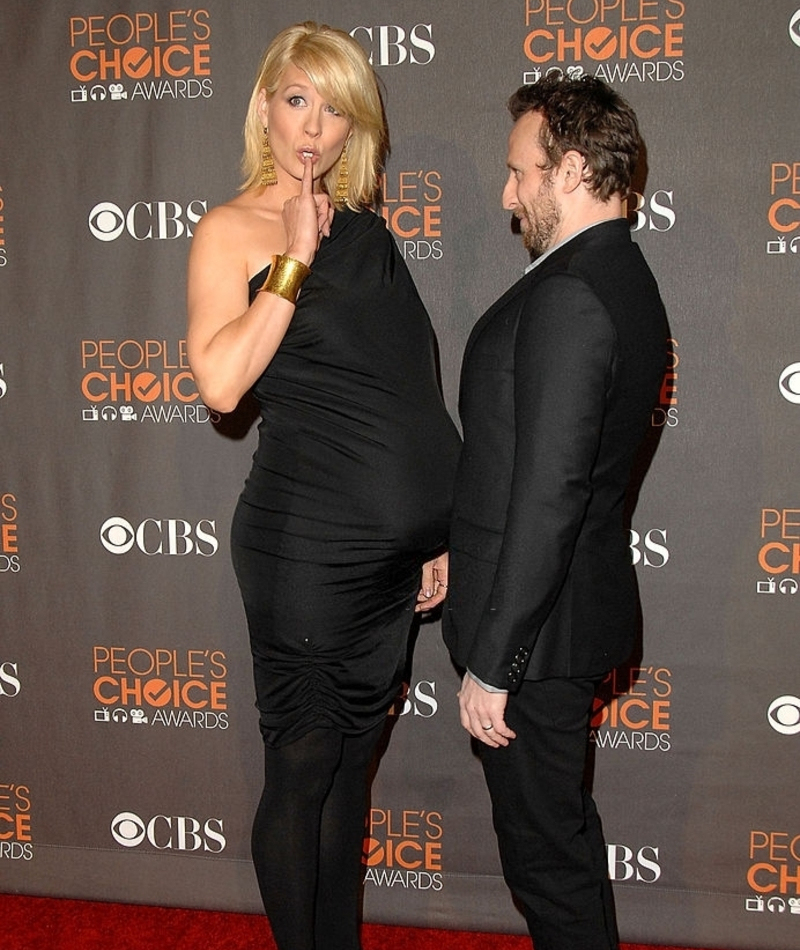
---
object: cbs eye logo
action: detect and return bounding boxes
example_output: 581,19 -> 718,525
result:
790,10 -> 800,49
111,811 -> 146,847
88,202 -> 125,241
100,517 -> 136,554
767,695 -> 800,735
779,363 -> 800,404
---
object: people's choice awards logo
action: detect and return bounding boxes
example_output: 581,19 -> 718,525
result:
111,810 -> 225,852
521,0 -> 684,84
766,163 -> 800,255
592,666 -> 672,753
93,645 -> 228,730
757,508 -> 800,593
68,10 -> 213,102
779,363 -> 800,404
652,338 -> 679,428
747,829 -> 800,910
0,784 -> 32,861
380,170 -> 443,263
1,493 -> 19,574
364,808 -> 443,891
80,338 -> 217,425
767,696 -> 800,736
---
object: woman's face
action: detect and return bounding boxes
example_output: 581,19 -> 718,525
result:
259,62 -> 351,188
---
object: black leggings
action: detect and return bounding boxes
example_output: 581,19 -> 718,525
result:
251,724 -> 384,950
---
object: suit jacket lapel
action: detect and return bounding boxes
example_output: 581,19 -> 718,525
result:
463,220 -> 631,365
462,270 -> 535,366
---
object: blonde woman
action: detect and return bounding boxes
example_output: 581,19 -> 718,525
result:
186,22 -> 460,950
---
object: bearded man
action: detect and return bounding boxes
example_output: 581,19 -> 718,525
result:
444,74 -> 668,950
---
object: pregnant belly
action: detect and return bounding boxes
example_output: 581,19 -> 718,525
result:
241,431 -> 451,556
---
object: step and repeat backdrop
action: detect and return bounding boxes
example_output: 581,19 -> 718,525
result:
2,2 -> 800,948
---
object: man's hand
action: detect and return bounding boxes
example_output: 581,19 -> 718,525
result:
457,672 -> 516,747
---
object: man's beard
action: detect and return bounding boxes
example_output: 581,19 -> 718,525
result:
519,178 -> 560,257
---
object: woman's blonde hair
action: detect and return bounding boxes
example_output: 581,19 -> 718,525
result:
241,21 -> 388,209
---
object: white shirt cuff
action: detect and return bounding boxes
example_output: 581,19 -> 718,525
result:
467,669 -> 508,694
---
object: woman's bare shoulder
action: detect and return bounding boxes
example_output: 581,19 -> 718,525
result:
195,193 -> 257,236
199,191 -> 282,245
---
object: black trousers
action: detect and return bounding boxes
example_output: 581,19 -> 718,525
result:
479,676 -> 619,950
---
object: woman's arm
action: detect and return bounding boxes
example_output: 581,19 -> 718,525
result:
186,159 -> 332,413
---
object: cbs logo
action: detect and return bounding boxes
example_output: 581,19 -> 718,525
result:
100,517 -> 218,557
390,680 -> 438,718
630,528 -> 669,568
0,662 -> 20,697
767,696 -> 800,736
88,199 -> 207,241
350,24 -> 434,65
111,811 -> 225,852
607,844 -> 661,882
629,191 -> 675,233
779,363 -> 800,404
790,10 -> 800,48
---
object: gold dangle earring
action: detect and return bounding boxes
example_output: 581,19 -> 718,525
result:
260,128 -> 277,187
335,143 -> 350,203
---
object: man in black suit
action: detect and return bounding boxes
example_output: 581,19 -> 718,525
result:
444,75 -> 667,950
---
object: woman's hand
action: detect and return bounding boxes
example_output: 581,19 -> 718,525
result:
415,552 -> 449,613
283,157 -> 334,264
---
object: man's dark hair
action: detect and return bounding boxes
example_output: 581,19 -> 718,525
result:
508,74 -> 641,201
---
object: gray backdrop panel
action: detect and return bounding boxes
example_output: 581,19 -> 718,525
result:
2,2 -> 799,948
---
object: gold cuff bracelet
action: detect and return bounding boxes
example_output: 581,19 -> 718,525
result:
258,254 -> 311,304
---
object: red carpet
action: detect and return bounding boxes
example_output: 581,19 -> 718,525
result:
2,893 -> 702,950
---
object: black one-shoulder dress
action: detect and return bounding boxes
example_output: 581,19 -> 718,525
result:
231,208 -> 461,747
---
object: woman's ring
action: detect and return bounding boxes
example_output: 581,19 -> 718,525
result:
482,723 -> 493,730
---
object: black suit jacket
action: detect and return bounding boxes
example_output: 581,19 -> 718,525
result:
444,219 -> 668,689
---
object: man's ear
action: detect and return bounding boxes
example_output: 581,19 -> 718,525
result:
561,150 -> 586,194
